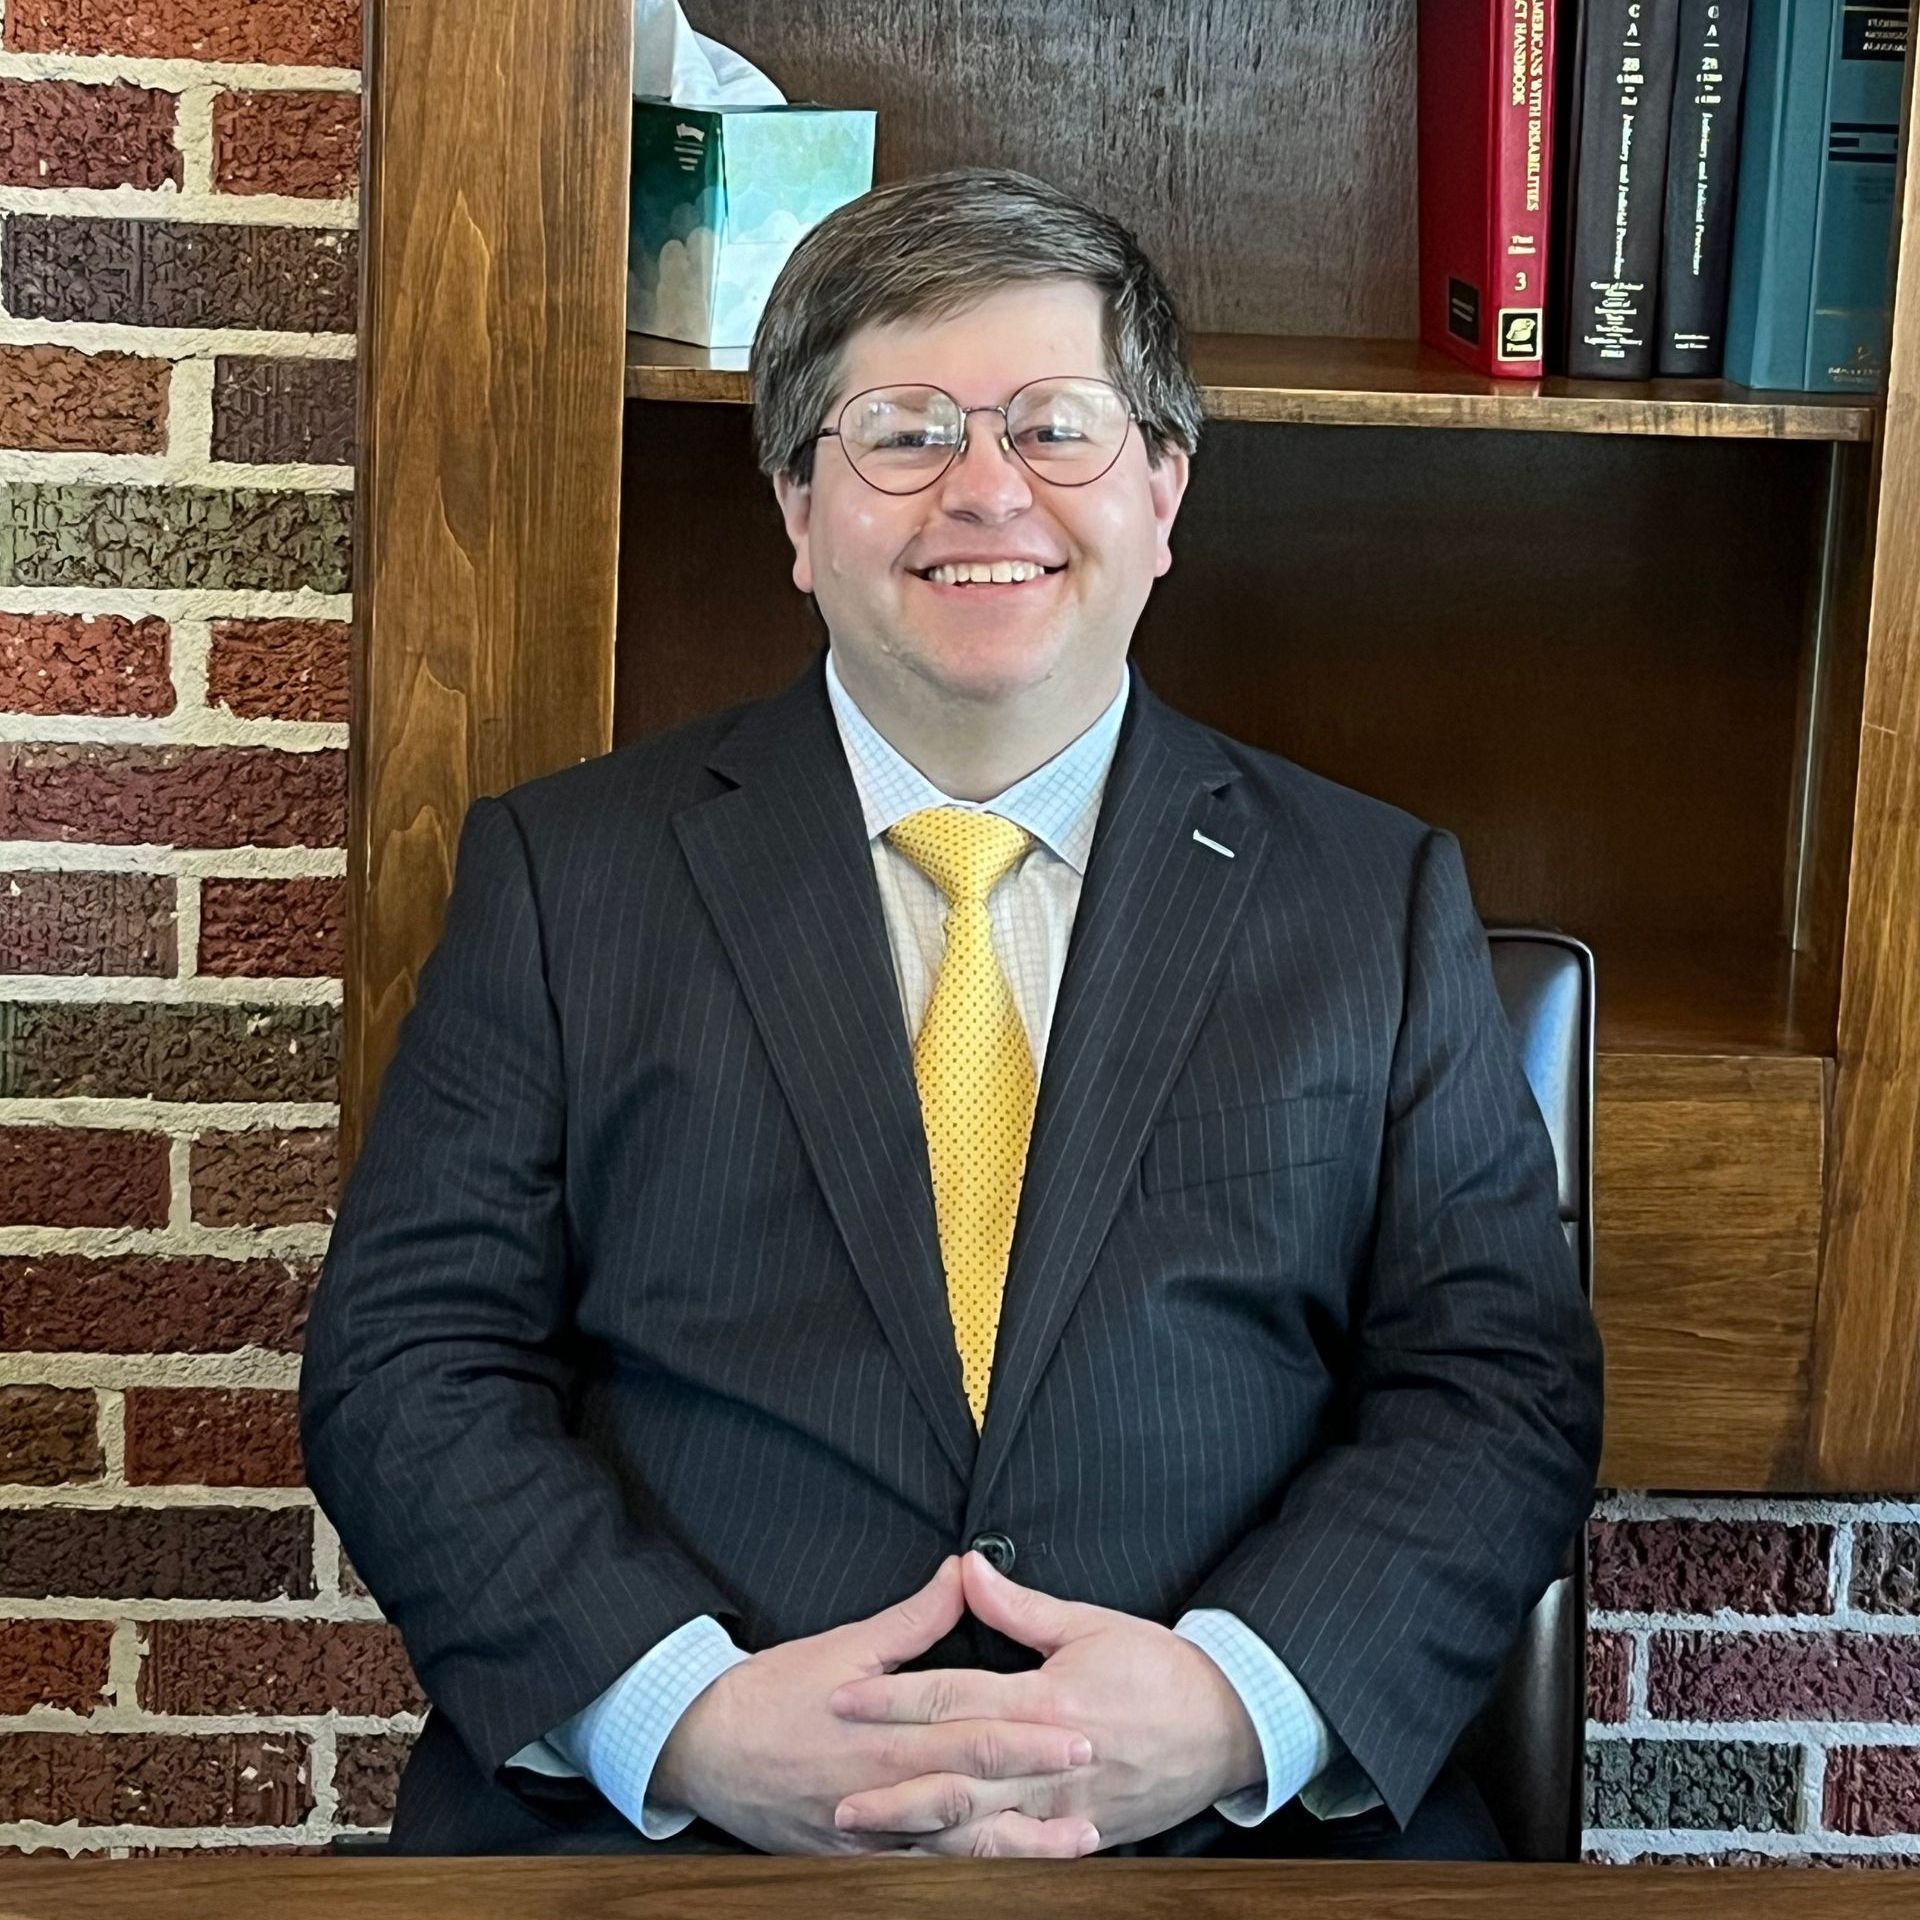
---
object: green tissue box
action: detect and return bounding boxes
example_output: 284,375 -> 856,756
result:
628,97 -> 876,348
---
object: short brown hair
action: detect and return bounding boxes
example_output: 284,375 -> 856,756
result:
750,167 -> 1204,485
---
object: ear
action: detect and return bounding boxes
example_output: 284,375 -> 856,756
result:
1146,447 -> 1191,579
773,471 -> 816,595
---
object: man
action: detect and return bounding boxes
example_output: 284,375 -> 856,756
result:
300,167 -> 1604,1862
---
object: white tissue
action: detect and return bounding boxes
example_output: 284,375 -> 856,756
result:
632,0 -> 785,106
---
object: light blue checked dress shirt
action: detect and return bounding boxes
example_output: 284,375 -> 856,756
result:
503,649 -> 1384,1837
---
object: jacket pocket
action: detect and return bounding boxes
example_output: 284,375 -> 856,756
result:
1139,1092 -> 1361,1194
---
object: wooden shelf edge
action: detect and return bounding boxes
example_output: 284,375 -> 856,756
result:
625,333 -> 1881,442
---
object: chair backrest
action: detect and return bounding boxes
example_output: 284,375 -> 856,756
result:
1447,929 -> 1596,1863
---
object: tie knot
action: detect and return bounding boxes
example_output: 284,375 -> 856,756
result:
887,808 -> 1033,906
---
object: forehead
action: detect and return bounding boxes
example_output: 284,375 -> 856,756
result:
834,278 -> 1110,403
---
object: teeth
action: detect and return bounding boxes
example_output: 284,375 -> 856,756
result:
927,561 -> 1050,586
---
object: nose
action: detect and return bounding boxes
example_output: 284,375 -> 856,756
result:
934,413 -> 1034,520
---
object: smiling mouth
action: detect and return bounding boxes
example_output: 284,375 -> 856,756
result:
912,561 -> 1067,587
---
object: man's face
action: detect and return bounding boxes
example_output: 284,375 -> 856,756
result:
773,279 -> 1190,717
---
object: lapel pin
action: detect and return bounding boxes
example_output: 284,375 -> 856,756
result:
1192,830 -> 1235,859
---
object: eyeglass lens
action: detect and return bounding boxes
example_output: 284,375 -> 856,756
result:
836,379 -> 1131,492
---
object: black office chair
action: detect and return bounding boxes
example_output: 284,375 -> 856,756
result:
1447,929 -> 1597,1863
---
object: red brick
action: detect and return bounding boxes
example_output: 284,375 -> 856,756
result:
0,611 -> 172,716
123,1387 -> 303,1487
1825,1746 -> 1920,1837
206,618 -> 349,721
335,1730 -> 414,1827
0,1128 -> 170,1229
1590,1519 -> 1833,1615
0,1619 -> 113,1713
1650,1632 -> 1920,1722
141,1618 -> 424,1715
0,1253 -> 315,1354
5,0 -> 361,68
197,876 -> 344,977
0,870 -> 177,975
0,78 -> 180,190
213,90 -> 360,199
0,348 -> 169,457
0,744 -> 344,848
0,1385 -> 101,1484
190,1128 -> 338,1227
0,1506 -> 313,1601
1587,1630 -> 1632,1723
0,1731 -> 311,1827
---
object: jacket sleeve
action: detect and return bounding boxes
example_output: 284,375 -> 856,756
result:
299,795 -> 745,1796
1182,826 -> 1605,1830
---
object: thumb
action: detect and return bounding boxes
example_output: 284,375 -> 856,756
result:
851,1553 -> 966,1673
962,1549 -> 1085,1655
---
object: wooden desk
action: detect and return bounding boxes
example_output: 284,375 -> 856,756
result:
0,1857 -> 1913,1918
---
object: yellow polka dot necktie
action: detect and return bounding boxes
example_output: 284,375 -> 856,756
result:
886,808 -> 1037,1431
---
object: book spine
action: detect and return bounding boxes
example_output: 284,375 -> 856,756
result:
1566,0 -> 1686,376
1803,0 -> 1909,388
1655,0 -> 1753,373
1489,0 -> 1557,372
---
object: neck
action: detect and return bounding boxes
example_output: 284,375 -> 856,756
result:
832,650 -> 1123,802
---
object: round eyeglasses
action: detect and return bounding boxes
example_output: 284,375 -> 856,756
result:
816,377 -> 1139,495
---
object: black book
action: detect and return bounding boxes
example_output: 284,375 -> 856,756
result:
1656,0 -> 1753,374
1558,0 -> 1686,377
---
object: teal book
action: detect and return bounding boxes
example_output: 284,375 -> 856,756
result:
1722,0 -> 1910,391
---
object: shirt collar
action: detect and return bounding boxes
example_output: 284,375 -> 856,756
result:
824,648 -> 1129,877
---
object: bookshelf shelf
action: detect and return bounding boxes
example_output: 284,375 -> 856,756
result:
625,331 -> 1881,443
1590,933 -> 1834,1059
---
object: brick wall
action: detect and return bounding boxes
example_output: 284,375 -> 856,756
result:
1,0 -> 1918,1874
0,0 -> 423,1857
1584,1496 -> 1920,1865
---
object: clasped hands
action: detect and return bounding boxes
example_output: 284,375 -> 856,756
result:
648,1550 -> 1265,1857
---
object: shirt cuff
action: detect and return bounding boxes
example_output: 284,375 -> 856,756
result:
1173,1606 -> 1382,1826
501,1613 -> 750,1839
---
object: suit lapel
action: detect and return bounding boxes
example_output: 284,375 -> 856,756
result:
966,679 -> 1268,1520
673,659 -> 978,1487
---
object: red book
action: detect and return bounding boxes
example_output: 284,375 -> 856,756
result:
1418,0 -> 1558,377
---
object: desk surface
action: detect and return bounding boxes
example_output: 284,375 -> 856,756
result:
0,1857 -> 1913,1917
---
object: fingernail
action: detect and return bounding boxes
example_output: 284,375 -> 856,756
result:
834,1805 -> 855,1830
1080,1826 -> 1101,1854
1069,1738 -> 1093,1765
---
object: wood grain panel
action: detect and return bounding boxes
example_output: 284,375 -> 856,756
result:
1595,1055 -> 1827,1490
345,0 -> 631,1164
679,0 -> 1420,336
1809,46 -> 1920,1488
5,1853 -> 1920,1917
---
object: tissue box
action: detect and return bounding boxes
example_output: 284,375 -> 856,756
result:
628,98 -> 876,348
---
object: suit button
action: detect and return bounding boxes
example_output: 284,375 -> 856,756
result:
969,1531 -> 1016,1574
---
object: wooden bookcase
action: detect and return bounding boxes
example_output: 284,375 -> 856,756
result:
348,0 -> 1920,1492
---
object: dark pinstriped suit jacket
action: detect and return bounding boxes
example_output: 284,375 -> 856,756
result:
299,653 -> 1605,1855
